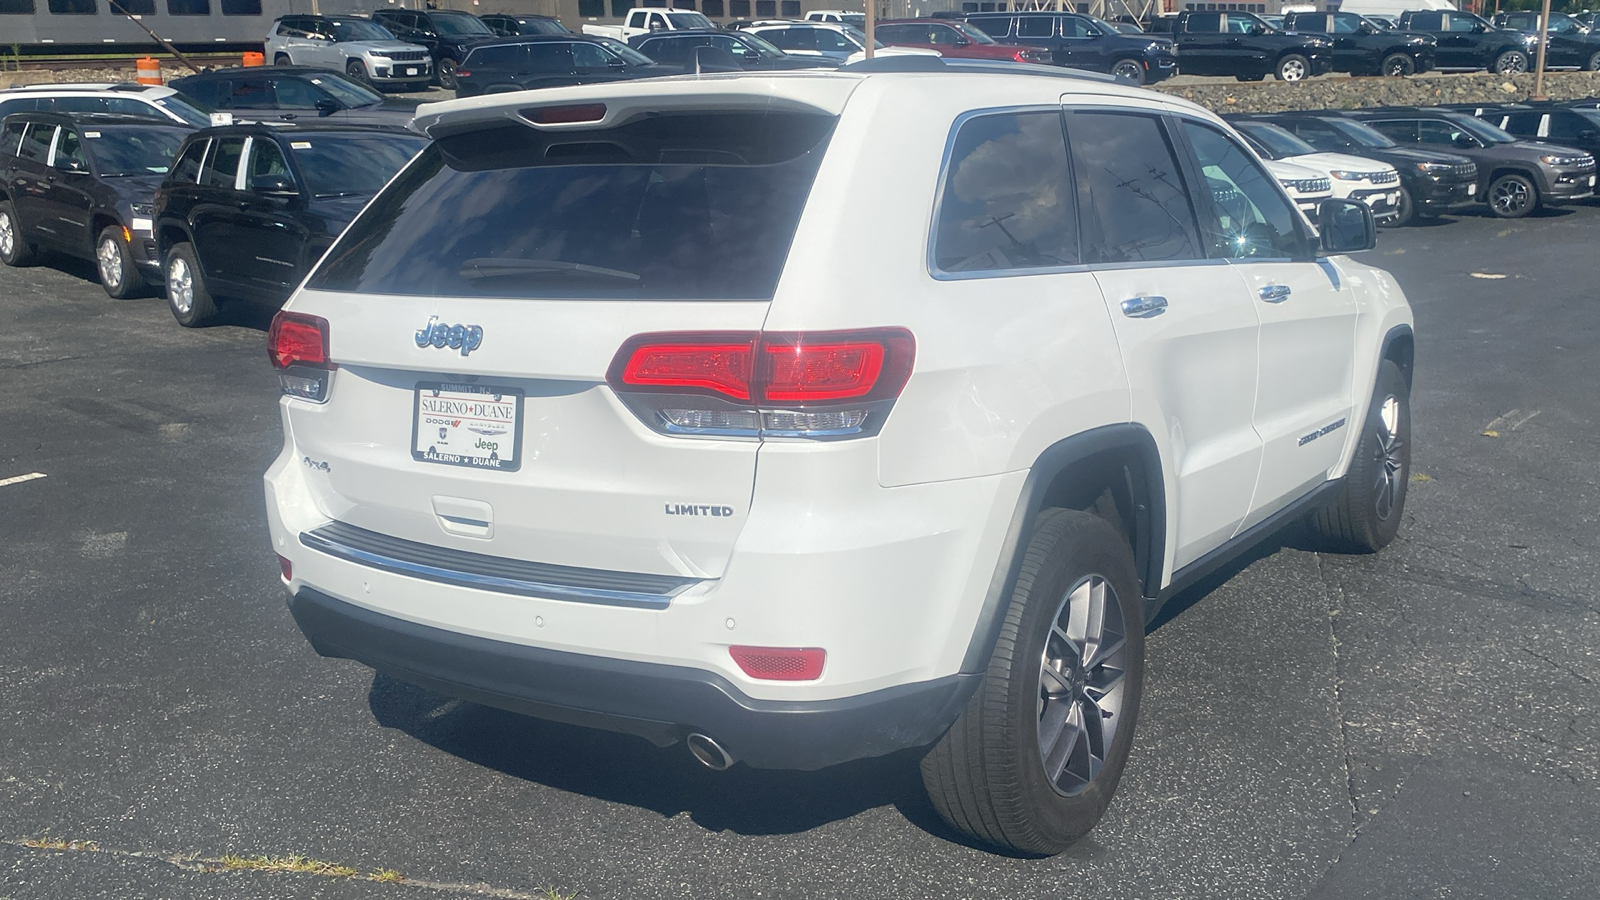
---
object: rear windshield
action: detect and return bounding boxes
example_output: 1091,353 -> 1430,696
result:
308,111 -> 835,300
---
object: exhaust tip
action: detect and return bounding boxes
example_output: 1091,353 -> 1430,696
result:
685,732 -> 734,771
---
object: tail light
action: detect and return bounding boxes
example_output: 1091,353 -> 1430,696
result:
729,646 -> 825,681
455,69 -> 471,78
607,328 -> 914,439
268,311 -> 334,403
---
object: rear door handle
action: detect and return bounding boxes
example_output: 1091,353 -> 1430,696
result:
1258,284 -> 1292,303
1121,295 -> 1168,318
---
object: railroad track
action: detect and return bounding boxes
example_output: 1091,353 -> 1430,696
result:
3,53 -> 250,73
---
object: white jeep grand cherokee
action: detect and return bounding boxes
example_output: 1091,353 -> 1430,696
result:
264,58 -> 1414,856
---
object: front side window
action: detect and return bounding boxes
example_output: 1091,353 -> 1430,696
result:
1181,120 -> 1310,260
1069,111 -> 1202,265
467,44 -> 527,68
170,138 -> 207,183
248,137 -> 292,182
309,112 -> 833,301
572,41 -> 612,68
934,110 -> 1077,273
1417,118 -> 1471,146
202,136 -> 246,189
525,43 -> 576,72
1366,118 -> 1417,144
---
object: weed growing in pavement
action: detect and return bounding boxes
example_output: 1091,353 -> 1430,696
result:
540,889 -> 579,900
216,854 -> 358,878
369,868 -> 405,883
22,837 -> 98,851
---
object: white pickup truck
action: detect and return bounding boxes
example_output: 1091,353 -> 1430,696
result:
583,7 -> 715,40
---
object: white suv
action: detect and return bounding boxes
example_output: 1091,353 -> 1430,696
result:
264,61 -> 1415,856
0,83 -> 212,127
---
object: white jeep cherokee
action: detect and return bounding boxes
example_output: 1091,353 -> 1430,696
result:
264,58 -> 1414,856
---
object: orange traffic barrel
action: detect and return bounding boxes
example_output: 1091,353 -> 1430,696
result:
135,57 -> 161,85
242,51 -> 265,67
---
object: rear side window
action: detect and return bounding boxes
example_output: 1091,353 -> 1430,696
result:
19,124 -> 54,163
1068,111 -> 1202,265
309,112 -> 836,301
1184,12 -> 1221,32
171,138 -> 207,182
1017,16 -> 1053,37
965,16 -> 1011,37
934,110 -> 1077,274
466,44 -> 527,68
202,136 -> 246,188
1502,111 -> 1541,136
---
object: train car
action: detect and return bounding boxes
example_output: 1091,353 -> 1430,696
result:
1,0 -> 372,54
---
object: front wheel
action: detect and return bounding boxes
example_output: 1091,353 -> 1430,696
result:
1381,53 -> 1416,77
1276,53 -> 1311,82
1386,186 -> 1414,227
1493,49 -> 1529,75
1487,172 -> 1537,218
437,58 -> 459,90
165,243 -> 219,327
1110,58 -> 1146,85
273,53 -> 291,66
346,59 -> 371,85
1309,360 -> 1411,553
921,509 -> 1145,857
96,226 -> 144,299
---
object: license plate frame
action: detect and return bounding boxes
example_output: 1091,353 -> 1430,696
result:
411,382 -> 524,472
405,66 -> 419,76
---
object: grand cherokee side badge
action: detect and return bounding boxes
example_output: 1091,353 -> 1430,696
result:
415,317 -> 484,357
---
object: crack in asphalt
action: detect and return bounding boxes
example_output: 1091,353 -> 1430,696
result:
1,839 -> 563,899
1521,647 -> 1597,686
1314,551 -> 1361,837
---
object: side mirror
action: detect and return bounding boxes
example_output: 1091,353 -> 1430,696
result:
251,174 -> 297,195
315,97 -> 341,115
1473,22 -> 1489,32
1453,135 -> 1476,149
1580,129 -> 1600,141
1320,198 -> 1376,254
953,37 -> 970,46
1359,22 -> 1376,34
56,157 -> 87,174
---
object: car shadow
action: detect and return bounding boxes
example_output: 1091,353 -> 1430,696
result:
367,673 -> 984,845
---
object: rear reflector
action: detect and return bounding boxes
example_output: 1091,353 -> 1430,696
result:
729,646 -> 825,681
523,103 -> 607,125
268,311 -> 334,402
277,555 -> 292,581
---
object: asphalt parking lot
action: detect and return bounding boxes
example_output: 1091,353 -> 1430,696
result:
2,202 -> 1598,899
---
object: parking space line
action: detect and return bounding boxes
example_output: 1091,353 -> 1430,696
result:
0,472 -> 47,488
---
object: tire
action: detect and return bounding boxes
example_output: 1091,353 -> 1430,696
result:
1587,51 -> 1600,72
164,243 -> 219,328
921,509 -> 1145,857
273,53 -> 291,66
1385,186 -> 1414,227
1487,172 -> 1537,218
0,200 -> 37,267
1275,53 -> 1311,82
346,59 -> 371,85
96,225 -> 144,299
1381,52 -> 1416,77
437,58 -> 459,90
1492,49 -> 1528,75
1110,58 -> 1146,85
1236,72 -> 1266,82
1308,360 -> 1411,553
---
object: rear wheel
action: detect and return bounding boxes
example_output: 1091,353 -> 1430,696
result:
921,509 -> 1145,857
0,201 -> 37,267
1493,49 -> 1529,75
1587,51 -> 1600,71
1309,360 -> 1411,553
1275,53 -> 1311,82
165,243 -> 219,328
96,225 -> 144,299
437,58 -> 459,90
1386,186 -> 1414,227
1381,53 -> 1416,77
1487,172 -> 1537,218
346,59 -> 371,85
273,53 -> 291,66
1110,58 -> 1146,85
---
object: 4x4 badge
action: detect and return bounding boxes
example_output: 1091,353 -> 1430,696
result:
415,317 -> 484,357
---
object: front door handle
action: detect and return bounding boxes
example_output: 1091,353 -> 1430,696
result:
1258,284 -> 1292,303
1121,295 -> 1168,318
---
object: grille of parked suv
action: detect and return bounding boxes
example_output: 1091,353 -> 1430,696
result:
1369,170 -> 1399,185
378,50 -> 428,61
1284,177 -> 1332,193
299,521 -> 700,608
1571,156 -> 1597,169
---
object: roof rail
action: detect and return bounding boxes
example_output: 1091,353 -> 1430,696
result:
836,56 -> 1121,84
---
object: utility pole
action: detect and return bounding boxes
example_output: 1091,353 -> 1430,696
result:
1533,0 -> 1552,100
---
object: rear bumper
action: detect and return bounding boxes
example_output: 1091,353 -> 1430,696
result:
289,586 -> 977,770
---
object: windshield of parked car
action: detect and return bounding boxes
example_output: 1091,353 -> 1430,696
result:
308,112 -> 836,301
288,133 -> 427,198
84,127 -> 188,176
329,19 -> 396,42
303,72 -> 385,108
1323,118 -> 1399,149
1445,112 -> 1516,144
1084,16 -> 1121,35
1235,121 -> 1318,158
151,94 -> 212,127
951,22 -> 999,43
840,24 -> 887,50
666,12 -> 713,28
596,37 -> 656,65
739,33 -> 787,57
432,12 -> 493,35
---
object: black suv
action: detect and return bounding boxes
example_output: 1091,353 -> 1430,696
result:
1167,10 -> 1333,81
1279,11 -> 1436,76
153,123 -> 426,326
1476,104 -> 1600,158
1492,11 -> 1600,71
1349,108 -> 1595,218
454,36 -> 679,98
370,7 -> 496,89
0,111 -> 193,298
629,29 -> 838,71
961,11 -> 1178,84
170,68 -> 419,130
1243,112 -> 1479,225
480,13 -> 569,36
1396,9 -> 1537,74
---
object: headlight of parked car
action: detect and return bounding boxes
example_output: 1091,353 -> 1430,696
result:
1540,154 -> 1589,165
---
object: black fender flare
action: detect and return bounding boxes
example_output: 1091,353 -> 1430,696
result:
959,423 -> 1166,674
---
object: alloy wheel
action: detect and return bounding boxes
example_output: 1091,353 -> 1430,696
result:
0,211 -> 12,259
1492,179 -> 1530,216
169,257 -> 194,316
1112,61 -> 1142,82
1372,395 -> 1405,520
1280,59 -> 1307,81
98,237 -> 123,291
1498,54 -> 1528,75
1037,574 -> 1129,797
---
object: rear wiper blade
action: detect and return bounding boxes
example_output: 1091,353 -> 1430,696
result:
458,258 -> 642,283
